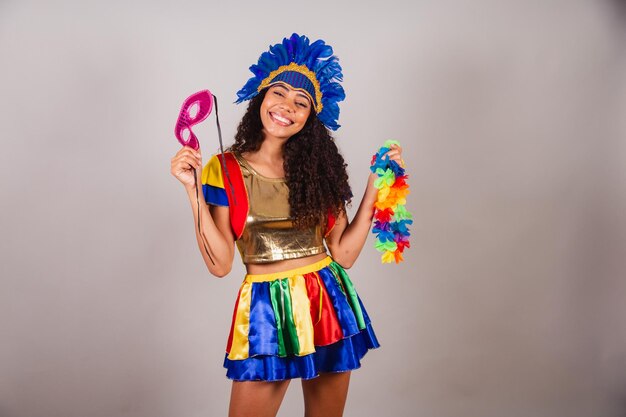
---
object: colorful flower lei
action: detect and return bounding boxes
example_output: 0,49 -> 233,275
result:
370,140 -> 413,264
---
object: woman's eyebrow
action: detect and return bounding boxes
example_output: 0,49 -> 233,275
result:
273,84 -> 289,92
296,93 -> 311,104
273,83 -> 311,105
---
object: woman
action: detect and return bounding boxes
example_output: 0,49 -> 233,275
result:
170,33 -> 403,417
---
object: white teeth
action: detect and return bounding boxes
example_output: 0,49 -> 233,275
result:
272,113 -> 292,125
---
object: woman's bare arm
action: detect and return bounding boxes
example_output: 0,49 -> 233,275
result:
325,144 -> 404,268
172,146 -> 235,277
185,183 -> 235,277
325,173 -> 377,269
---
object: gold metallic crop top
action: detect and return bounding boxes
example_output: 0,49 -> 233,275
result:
233,153 -> 327,263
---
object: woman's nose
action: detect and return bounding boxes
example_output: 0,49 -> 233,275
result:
280,99 -> 296,113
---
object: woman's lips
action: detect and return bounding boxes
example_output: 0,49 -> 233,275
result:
270,112 -> 293,126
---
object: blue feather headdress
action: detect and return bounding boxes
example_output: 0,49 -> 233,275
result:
235,33 -> 346,131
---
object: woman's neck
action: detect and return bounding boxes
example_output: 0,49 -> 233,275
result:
242,137 -> 286,178
254,137 -> 285,165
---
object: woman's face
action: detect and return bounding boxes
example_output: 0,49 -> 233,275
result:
260,83 -> 312,141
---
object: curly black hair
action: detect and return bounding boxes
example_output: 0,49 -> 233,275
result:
230,89 -> 352,229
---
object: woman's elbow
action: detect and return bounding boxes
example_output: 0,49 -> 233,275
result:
203,246 -> 235,278
329,251 -> 355,269
337,259 -> 354,269
207,261 -> 232,278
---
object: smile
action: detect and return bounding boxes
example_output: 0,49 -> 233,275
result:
270,112 -> 293,126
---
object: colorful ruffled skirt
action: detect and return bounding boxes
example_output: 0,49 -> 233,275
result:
223,256 -> 379,381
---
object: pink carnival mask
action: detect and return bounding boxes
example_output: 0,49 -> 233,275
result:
174,90 -> 214,150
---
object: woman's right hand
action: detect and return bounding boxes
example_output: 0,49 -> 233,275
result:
170,146 -> 203,189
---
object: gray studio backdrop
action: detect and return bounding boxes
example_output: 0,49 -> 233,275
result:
1,1 -> 625,416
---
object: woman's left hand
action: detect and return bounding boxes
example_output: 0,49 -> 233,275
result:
367,143 -> 405,190
383,143 -> 404,167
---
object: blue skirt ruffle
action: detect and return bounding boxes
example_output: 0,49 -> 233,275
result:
224,323 -> 379,381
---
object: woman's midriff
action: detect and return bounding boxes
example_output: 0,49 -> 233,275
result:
244,252 -> 329,275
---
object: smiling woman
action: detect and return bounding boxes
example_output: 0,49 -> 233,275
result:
170,33 -> 404,417
260,84 -> 312,141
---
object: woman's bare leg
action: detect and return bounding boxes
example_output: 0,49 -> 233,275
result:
301,372 -> 351,417
228,380 -> 291,417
